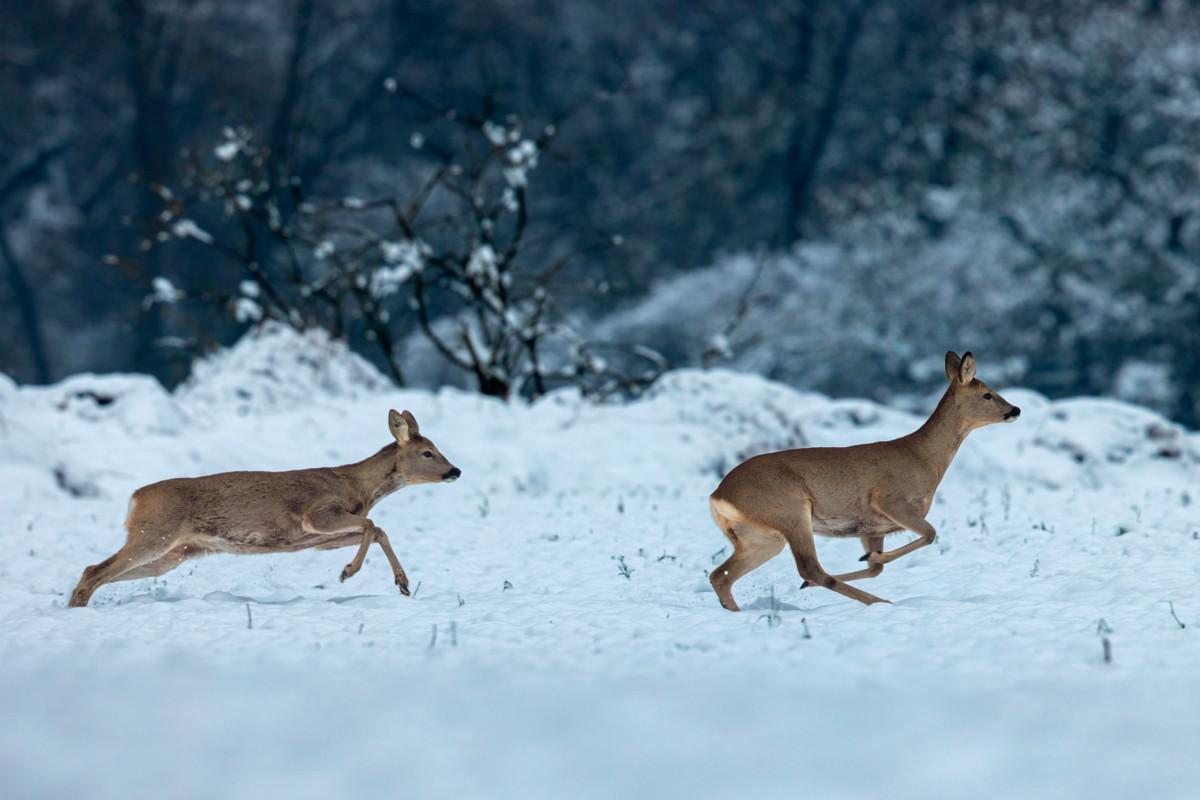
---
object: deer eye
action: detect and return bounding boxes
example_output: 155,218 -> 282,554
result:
422,451 -> 434,458
983,393 -> 993,400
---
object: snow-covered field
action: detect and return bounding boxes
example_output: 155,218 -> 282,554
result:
2,326 -> 1198,798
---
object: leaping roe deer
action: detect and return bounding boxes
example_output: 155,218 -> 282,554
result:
708,352 -> 1020,610
69,409 -> 460,607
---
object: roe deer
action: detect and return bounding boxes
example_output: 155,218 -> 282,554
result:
708,351 -> 1020,610
69,409 -> 460,607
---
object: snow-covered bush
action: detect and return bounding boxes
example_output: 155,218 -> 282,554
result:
126,112 -> 665,401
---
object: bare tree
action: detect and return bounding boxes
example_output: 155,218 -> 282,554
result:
125,90 -> 667,399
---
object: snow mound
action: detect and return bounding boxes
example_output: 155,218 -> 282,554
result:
1022,397 -> 1199,486
917,389 -> 1200,490
0,373 -> 188,500
636,369 -> 918,476
178,322 -> 390,414
1,329 -> 1199,799
1035,398 -> 1195,464
41,373 -> 186,434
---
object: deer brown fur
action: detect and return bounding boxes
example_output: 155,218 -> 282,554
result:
69,409 -> 460,607
708,351 -> 1020,610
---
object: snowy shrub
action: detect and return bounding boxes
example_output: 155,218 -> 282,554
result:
129,108 -> 665,401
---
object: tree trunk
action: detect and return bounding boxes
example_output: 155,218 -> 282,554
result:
0,228 -> 49,382
780,1 -> 872,244
0,142 -> 70,384
477,373 -> 511,399
118,0 -> 178,384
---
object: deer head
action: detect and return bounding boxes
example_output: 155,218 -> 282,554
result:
387,409 -> 461,485
944,351 -> 1021,427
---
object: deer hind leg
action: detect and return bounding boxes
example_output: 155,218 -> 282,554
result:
69,525 -> 182,608
802,534 -> 885,588
781,504 -> 889,606
709,518 -> 785,612
115,544 -> 206,581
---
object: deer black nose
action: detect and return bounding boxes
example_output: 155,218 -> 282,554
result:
1005,407 -> 1021,420
443,467 -> 461,481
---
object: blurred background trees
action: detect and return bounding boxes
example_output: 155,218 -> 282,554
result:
1,0 -> 1197,420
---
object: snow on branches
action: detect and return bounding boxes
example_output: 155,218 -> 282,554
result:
129,96 -> 665,399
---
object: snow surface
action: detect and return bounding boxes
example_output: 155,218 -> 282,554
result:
2,325 -> 1199,798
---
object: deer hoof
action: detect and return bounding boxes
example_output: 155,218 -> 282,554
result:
859,551 -> 881,563
339,568 -> 351,583
800,580 -> 811,589
396,576 -> 410,596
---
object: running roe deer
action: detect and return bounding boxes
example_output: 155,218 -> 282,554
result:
69,409 -> 460,607
708,351 -> 1020,610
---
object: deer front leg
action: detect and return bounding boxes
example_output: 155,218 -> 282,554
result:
340,526 -> 376,583
302,507 -> 408,595
862,500 -> 936,566
370,529 -> 410,596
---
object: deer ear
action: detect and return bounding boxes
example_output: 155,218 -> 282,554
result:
945,352 -> 962,382
388,409 -> 415,442
959,352 -> 977,384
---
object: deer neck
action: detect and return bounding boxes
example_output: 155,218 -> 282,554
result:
339,443 -> 403,509
904,389 -> 973,484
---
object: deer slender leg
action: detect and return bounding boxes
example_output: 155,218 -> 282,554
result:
303,507 -> 407,594
108,545 -> 199,581
803,534 -> 885,588
69,532 -> 180,607
863,501 -> 936,566
340,528 -> 376,582
370,530 -> 410,596
782,504 -> 889,606
314,529 -> 409,595
709,523 -> 785,612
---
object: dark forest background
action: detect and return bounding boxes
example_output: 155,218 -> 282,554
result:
2,0 -> 1198,423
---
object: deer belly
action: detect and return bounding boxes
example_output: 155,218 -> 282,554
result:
195,524 -> 316,553
812,516 -> 897,539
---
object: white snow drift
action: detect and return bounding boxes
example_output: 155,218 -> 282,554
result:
1,324 -> 1198,799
